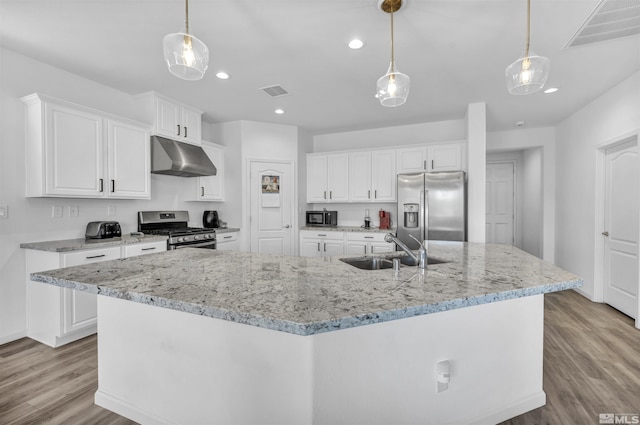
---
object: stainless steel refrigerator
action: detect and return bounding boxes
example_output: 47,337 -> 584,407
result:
396,171 -> 466,250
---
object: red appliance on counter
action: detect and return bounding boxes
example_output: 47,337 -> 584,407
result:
379,210 -> 391,230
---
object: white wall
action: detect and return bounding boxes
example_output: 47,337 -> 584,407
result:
466,103 -> 487,243
0,48 -> 228,343
555,71 -> 640,301
487,127 -> 555,262
522,148 -> 543,258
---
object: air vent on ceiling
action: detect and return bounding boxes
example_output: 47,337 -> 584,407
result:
260,85 -> 289,97
565,0 -> 640,48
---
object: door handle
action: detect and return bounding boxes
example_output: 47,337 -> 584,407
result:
283,225 -> 290,229
602,231 -> 609,236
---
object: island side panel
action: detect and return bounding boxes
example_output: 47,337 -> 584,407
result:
312,294 -> 545,425
95,295 -> 314,425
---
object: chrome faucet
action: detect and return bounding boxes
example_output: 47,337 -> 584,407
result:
384,233 -> 428,269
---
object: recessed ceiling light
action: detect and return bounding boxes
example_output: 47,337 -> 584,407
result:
348,39 -> 365,49
274,109 -> 284,115
543,87 -> 558,94
216,71 -> 230,80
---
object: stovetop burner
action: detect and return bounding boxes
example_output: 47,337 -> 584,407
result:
138,211 -> 217,249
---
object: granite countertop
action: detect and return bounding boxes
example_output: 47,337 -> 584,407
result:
214,227 -> 240,234
31,242 -> 583,335
300,226 -> 395,233
20,234 -> 168,252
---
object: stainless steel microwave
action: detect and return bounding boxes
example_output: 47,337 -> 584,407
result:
306,210 -> 338,227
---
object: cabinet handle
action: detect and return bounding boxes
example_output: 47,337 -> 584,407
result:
323,243 -> 327,252
324,191 -> 327,200
224,236 -> 232,239
318,234 -> 327,237
374,190 -> 377,199
184,126 -> 188,138
99,179 -> 104,192
86,254 -> 106,259
368,190 -> 371,199
330,191 -> 333,199
317,242 -> 321,251
432,159 -> 434,169
111,180 -> 115,193
424,160 -> 427,170
141,247 -> 156,251
364,246 -> 367,254
365,236 -> 373,239
177,124 -> 181,136
201,187 -> 204,197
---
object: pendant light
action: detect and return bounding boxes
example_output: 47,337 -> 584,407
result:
505,0 -> 550,95
376,0 -> 410,107
163,0 -> 209,81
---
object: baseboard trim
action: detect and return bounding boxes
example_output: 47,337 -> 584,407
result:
0,330 -> 27,345
459,391 -> 546,425
95,390 -> 175,425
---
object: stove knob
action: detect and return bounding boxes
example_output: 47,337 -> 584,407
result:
177,237 -> 184,243
194,235 -> 200,241
207,234 -> 213,239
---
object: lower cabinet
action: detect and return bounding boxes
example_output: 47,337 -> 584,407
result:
344,232 -> 394,256
216,231 -> 240,251
300,231 -> 345,257
25,240 -> 166,347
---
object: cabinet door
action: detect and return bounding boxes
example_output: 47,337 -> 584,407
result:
300,239 -> 322,257
199,144 -> 224,200
372,150 -> 396,201
155,97 -> 181,139
216,232 -> 239,251
349,152 -> 372,202
45,102 -> 104,196
322,241 -> 344,256
107,119 -> 150,199
307,155 -> 329,202
345,241 -> 368,255
327,154 -> 349,202
428,144 -> 463,172
396,147 -> 427,174
181,105 -> 202,145
61,247 -> 120,335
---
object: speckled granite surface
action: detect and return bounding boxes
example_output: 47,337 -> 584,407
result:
30,242 -> 583,335
20,234 -> 168,252
300,226 -> 395,233
214,227 -> 240,234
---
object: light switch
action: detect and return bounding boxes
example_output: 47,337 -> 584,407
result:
0,205 -> 7,219
52,205 -> 63,218
69,205 -> 79,217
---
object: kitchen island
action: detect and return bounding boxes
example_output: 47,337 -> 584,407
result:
31,243 -> 582,425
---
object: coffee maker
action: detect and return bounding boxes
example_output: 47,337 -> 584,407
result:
379,210 -> 391,230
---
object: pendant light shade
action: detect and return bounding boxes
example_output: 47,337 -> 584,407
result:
505,0 -> 549,95
163,0 -> 209,81
377,0 -> 409,107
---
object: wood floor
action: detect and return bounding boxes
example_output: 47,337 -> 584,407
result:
1,290 -> 638,425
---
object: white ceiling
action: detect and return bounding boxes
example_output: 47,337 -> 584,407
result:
0,0 -> 638,135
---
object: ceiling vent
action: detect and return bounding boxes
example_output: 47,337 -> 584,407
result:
565,0 -> 640,48
260,85 -> 289,97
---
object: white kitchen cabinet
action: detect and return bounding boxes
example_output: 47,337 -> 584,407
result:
344,232 -> 394,256
138,92 -> 202,145
349,150 -> 396,202
396,143 -> 465,174
25,240 -> 166,347
22,93 -> 150,199
300,230 -> 344,257
216,231 -> 240,251
184,142 -> 225,201
306,153 -> 349,203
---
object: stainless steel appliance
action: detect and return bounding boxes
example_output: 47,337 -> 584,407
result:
150,136 -> 217,177
138,211 -> 216,250
85,221 -> 121,239
396,171 -> 466,250
305,210 -> 338,227
203,210 -> 219,228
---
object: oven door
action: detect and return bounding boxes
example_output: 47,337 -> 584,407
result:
172,240 -> 217,250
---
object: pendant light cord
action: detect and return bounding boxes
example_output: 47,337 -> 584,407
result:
185,0 -> 190,35
390,3 -> 395,71
525,0 -> 531,57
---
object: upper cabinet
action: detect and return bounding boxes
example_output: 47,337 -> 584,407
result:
306,153 -> 349,203
396,143 -> 465,174
137,92 -> 202,146
184,141 -> 225,202
22,93 -> 150,199
349,150 -> 396,202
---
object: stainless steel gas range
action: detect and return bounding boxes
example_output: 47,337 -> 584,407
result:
137,211 -> 216,250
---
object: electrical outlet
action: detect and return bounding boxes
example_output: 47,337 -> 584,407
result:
69,205 -> 79,217
107,205 -> 116,216
0,205 -> 8,219
52,205 -> 63,218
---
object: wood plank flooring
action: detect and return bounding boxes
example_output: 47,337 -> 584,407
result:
1,290 -> 638,425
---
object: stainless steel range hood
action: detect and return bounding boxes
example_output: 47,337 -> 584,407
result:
151,135 -> 217,177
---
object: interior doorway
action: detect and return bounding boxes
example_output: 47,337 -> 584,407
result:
486,161 -> 515,245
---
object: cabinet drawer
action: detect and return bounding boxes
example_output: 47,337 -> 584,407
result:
62,246 -> 121,267
300,230 -> 344,240
216,232 -> 238,243
123,241 -> 167,257
344,232 -> 388,243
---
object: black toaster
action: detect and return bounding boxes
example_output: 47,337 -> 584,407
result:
85,221 -> 122,239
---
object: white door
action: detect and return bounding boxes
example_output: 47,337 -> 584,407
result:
486,162 -> 515,245
250,161 -> 294,255
603,141 -> 639,319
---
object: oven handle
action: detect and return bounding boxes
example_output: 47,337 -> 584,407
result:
174,240 -> 217,249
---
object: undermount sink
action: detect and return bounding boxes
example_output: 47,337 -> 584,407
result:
340,254 -> 448,270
